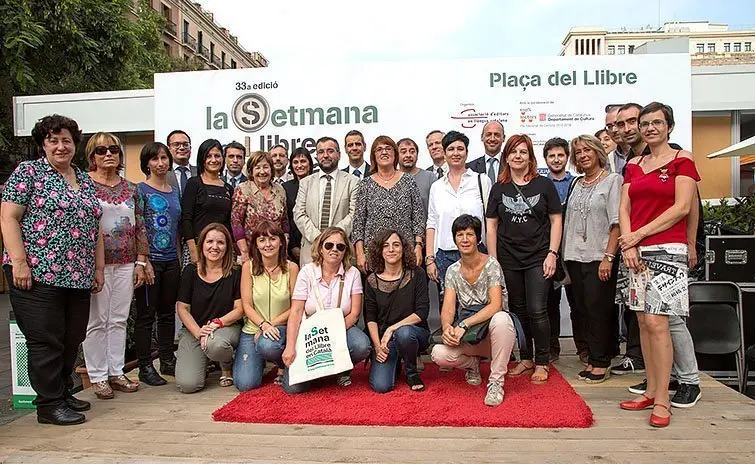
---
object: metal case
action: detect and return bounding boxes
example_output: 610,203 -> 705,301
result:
705,235 -> 755,283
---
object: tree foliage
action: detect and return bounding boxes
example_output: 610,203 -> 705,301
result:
0,0 -> 203,177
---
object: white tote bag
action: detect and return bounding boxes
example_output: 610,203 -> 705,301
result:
287,269 -> 354,385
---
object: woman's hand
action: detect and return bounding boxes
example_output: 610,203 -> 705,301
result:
441,325 -> 461,347
12,261 -> 32,291
189,246 -> 199,264
623,247 -> 643,272
356,249 -> 368,273
261,323 -> 281,341
688,245 -> 698,268
619,230 -> 644,251
414,244 -> 423,267
543,253 -> 557,279
598,258 -> 613,282
200,335 -> 208,350
426,261 -> 439,282
133,265 -> 146,289
92,268 -> 105,294
380,327 -> 394,353
144,261 -> 155,286
282,346 -> 296,367
375,345 -> 389,363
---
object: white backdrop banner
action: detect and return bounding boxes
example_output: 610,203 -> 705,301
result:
154,54 -> 691,169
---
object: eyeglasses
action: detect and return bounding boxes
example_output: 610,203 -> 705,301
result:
93,145 -> 121,156
375,146 -> 394,154
638,119 -> 667,130
169,142 -> 191,149
323,242 -> 346,252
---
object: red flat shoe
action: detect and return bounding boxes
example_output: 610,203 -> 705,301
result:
650,403 -> 672,428
620,393 -> 655,410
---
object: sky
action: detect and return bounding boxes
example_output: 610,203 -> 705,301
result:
197,0 -> 754,63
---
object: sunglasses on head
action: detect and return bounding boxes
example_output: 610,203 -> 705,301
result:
93,145 -> 121,156
323,242 -> 346,252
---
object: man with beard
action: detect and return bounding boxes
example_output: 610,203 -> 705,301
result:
270,144 -> 293,184
398,137 -> 436,214
166,129 -> 197,198
467,120 -> 505,184
342,130 -> 370,179
425,130 -> 447,178
604,105 -> 630,174
222,140 -> 247,189
294,137 -> 359,265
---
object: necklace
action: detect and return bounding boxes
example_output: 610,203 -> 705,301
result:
581,169 -> 604,186
575,180 -> 600,242
376,169 -> 397,185
264,264 -> 280,275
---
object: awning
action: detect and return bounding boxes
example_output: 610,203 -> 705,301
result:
707,135 -> 755,159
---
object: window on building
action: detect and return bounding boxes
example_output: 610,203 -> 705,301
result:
210,43 -> 215,58
628,45 -> 635,54
734,42 -> 742,52
231,59 -> 237,69
198,31 -> 203,48
607,45 -> 615,55
746,42 -> 752,52
724,42 -> 731,52
618,45 -> 626,55
221,51 -> 226,67
739,113 -> 755,197
707,43 -> 715,53
696,43 -> 705,53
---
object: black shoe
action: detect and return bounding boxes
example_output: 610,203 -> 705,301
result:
37,406 -> 86,426
160,358 -> 176,377
671,383 -> 701,408
610,356 -> 645,375
577,369 -> 591,381
139,363 -> 168,386
64,394 -> 91,412
628,378 -> 680,395
584,370 -> 610,384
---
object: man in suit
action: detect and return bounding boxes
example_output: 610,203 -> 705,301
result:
270,144 -> 293,184
166,129 -> 197,198
295,136 -> 359,265
466,120 -> 505,184
342,130 -> 370,179
222,140 -> 247,188
425,130 -> 447,179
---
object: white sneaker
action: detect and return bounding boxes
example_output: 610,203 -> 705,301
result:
484,381 -> 504,406
465,360 -> 482,386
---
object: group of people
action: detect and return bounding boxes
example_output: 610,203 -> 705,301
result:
0,100 -> 701,428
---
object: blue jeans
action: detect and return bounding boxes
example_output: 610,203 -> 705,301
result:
282,326 -> 372,394
435,249 -> 461,301
233,326 -> 287,391
369,325 -> 430,393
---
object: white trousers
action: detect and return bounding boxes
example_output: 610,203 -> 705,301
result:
82,264 -> 134,383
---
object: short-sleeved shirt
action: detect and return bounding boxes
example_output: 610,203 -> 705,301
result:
137,183 -> 181,261
563,173 -> 622,263
625,154 -> 701,247
292,263 -> 363,317
445,256 -> 506,311
486,176 -> 562,270
93,178 -> 149,264
548,171 -> 575,206
177,264 -> 241,326
2,157 -> 102,289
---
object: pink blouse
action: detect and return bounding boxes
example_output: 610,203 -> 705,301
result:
292,263 -> 363,317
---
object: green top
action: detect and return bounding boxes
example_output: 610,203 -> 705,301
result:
242,270 -> 291,335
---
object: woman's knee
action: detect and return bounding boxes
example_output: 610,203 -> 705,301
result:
643,315 -> 670,335
233,371 -> 262,392
370,375 -> 395,394
256,337 -> 285,361
431,344 -> 456,366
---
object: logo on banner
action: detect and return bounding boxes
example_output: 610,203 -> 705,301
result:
450,104 -> 508,129
232,93 -> 270,133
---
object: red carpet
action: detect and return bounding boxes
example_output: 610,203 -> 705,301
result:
213,363 -> 594,428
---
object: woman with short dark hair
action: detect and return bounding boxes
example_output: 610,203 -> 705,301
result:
181,139 -> 234,265
365,230 -> 430,393
282,147 -> 314,262
134,142 -> 181,385
1,114 -> 104,425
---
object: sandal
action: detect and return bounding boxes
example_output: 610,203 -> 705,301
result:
530,365 -> 549,384
219,375 -> 234,387
507,362 -> 535,377
406,373 -> 426,392
336,372 -> 352,387
274,369 -> 284,386
93,380 -> 114,400
108,375 -> 139,393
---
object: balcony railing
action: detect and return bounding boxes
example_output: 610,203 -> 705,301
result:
182,32 -> 197,51
223,63 -> 231,69
211,54 -> 222,68
164,20 -> 177,38
198,44 -> 210,61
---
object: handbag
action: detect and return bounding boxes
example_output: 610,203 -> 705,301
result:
459,305 -> 490,345
287,268 -> 354,385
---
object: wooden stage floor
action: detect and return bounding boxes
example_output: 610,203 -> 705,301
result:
0,352 -> 753,464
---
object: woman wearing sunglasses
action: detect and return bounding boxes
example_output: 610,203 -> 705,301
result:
281,226 -> 371,393
82,132 -> 149,400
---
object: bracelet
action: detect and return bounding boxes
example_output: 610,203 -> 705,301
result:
135,260 -> 147,267
604,252 -> 615,259
258,320 -> 269,330
548,249 -> 559,258
424,255 -> 435,264
211,318 -> 224,328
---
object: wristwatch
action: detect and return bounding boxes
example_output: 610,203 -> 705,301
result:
604,253 -> 615,262
458,321 -> 468,331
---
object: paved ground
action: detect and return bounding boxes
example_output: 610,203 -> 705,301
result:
0,294 -> 31,425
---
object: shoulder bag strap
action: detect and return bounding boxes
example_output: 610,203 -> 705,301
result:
562,176 -> 581,215
512,182 -> 541,223
335,277 -> 345,309
477,174 -> 488,211
308,266 -> 327,313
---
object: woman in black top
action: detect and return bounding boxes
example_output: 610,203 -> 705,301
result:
282,147 -> 313,263
365,230 -> 430,393
485,134 -> 562,384
180,139 -> 234,265
175,223 -> 243,393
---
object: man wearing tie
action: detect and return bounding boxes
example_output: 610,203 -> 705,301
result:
295,136 -> 359,265
166,130 -> 197,198
342,130 -> 370,178
466,120 -> 505,184
222,140 -> 247,189
270,144 -> 293,184
425,130 -> 447,179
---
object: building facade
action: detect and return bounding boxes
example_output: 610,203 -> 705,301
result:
144,0 -> 268,69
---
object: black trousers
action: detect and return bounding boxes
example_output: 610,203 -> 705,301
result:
546,284 -> 584,356
5,268 -> 91,412
134,259 -> 180,365
503,266 -> 551,366
565,261 -> 619,368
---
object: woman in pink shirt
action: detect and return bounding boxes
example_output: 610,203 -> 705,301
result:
281,226 -> 371,393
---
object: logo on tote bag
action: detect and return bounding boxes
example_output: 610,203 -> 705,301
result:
304,326 -> 334,369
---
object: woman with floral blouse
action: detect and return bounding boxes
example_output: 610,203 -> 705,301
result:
82,132 -> 149,400
1,115 -> 104,426
231,151 -> 289,262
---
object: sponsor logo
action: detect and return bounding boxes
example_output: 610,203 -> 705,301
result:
450,104 -> 508,129
232,93 -> 270,133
